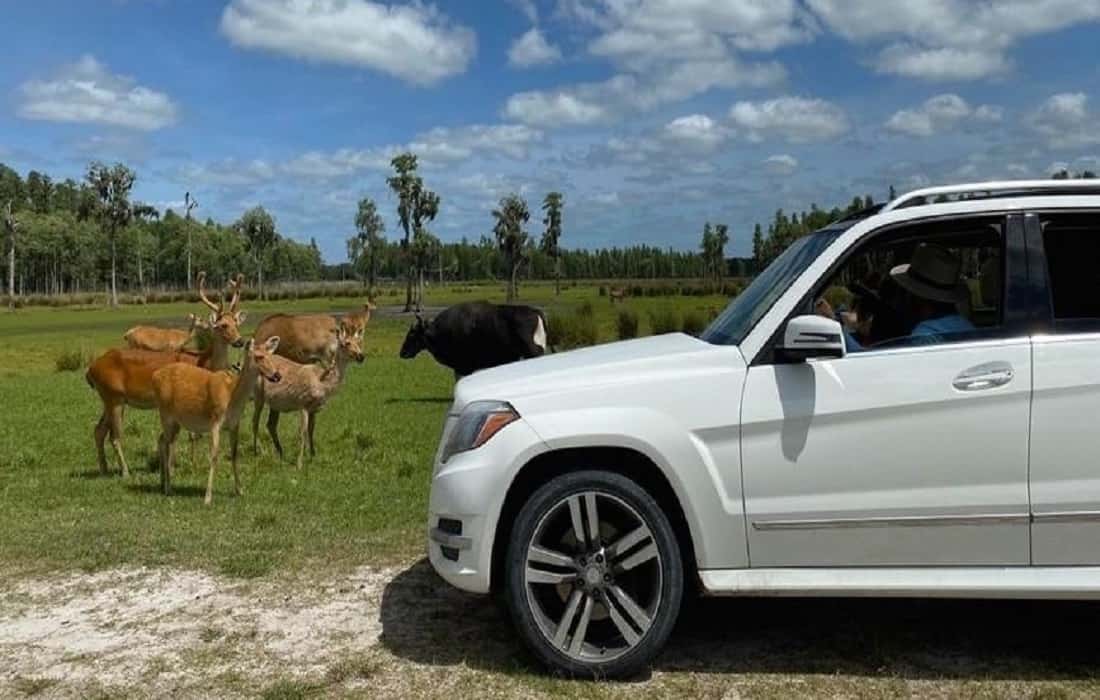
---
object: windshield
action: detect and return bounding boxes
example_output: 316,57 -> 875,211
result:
701,227 -> 845,346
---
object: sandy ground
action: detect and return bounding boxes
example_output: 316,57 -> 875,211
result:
5,560 -> 1100,699
0,565 -> 397,698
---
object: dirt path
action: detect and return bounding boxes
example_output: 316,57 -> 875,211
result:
5,561 -> 1100,698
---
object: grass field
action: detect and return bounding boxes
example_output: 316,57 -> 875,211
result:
3,282 -> 1100,698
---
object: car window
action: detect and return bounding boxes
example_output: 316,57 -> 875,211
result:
1041,215 -> 1100,332
805,220 -> 1006,354
702,227 -> 844,346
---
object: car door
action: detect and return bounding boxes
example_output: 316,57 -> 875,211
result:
1027,211 -> 1100,564
740,214 -> 1033,567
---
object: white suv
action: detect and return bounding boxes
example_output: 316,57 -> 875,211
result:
426,180 -> 1100,677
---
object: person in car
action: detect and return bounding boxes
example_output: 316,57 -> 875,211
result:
817,243 -> 975,351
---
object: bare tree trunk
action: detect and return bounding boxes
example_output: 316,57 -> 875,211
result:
110,234 -> 119,307
417,267 -> 424,312
368,249 -> 376,296
508,262 -> 518,302
137,248 -> 144,294
7,239 -> 13,307
186,225 -> 192,291
554,257 -> 561,296
257,255 -> 265,301
405,262 -> 415,312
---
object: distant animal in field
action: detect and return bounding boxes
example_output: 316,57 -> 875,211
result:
153,336 -> 283,505
252,303 -> 374,365
123,313 -> 206,352
84,272 -> 246,477
252,322 -> 365,469
399,301 -> 548,378
609,287 -> 627,303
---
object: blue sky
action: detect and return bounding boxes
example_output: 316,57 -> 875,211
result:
2,1 -> 1099,262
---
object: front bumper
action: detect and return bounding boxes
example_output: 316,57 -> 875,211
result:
427,418 -> 546,594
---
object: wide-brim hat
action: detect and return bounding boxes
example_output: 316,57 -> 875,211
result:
890,244 -> 965,304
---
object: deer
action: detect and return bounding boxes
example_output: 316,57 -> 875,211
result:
84,272 -> 247,477
123,313 -> 206,352
251,321 -> 365,469
252,303 -> 374,366
154,336 -> 283,505
609,286 -> 627,304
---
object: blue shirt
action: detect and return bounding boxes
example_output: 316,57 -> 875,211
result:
844,313 -> 976,352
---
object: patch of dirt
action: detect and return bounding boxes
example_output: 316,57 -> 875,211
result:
0,565 -> 396,698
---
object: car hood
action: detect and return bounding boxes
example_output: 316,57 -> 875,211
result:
452,333 -> 739,412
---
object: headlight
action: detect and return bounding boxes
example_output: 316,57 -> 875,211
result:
440,400 -> 519,463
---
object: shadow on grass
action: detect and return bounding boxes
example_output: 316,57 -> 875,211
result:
125,483 -> 208,499
381,559 -> 1100,681
383,397 -> 452,405
68,468 -> 119,480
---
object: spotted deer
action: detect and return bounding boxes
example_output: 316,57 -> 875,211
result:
153,336 -> 282,504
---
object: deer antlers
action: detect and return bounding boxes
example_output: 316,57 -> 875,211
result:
197,271 -> 245,314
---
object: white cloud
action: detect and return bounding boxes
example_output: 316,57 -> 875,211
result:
505,59 -> 783,127
509,0 -> 539,23
729,96 -> 849,143
763,154 -> 798,175
508,28 -> 562,67
806,0 -> 1100,81
505,0 -> 795,127
410,124 -> 545,160
661,114 -> 728,151
17,55 -> 177,131
1028,92 -> 1100,148
179,158 -> 277,187
885,94 -> 1002,137
875,45 -> 1009,81
219,0 -> 476,86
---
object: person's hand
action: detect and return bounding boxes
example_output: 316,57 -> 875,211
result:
814,298 -> 835,319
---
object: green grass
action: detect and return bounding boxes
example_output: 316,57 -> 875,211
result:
0,282 -> 731,578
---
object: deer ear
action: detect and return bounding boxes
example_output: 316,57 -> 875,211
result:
263,335 -> 281,353
236,311 -> 248,324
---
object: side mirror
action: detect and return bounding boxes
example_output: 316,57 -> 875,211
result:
778,315 -> 846,362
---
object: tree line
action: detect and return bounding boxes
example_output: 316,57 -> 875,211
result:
2,153 -> 913,308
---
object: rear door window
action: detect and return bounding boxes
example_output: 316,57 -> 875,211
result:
1042,214 -> 1100,332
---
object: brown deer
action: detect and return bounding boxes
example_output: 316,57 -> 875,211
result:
609,286 -> 627,304
251,322 -> 365,468
154,336 -> 282,504
123,313 -> 206,352
85,272 -> 247,476
252,303 -> 374,365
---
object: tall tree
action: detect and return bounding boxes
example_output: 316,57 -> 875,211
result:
3,201 -> 17,306
184,191 -> 198,289
713,223 -> 730,287
386,153 -> 440,312
130,202 -> 159,293
235,206 -> 277,300
492,194 -> 530,302
540,191 -> 564,295
85,162 -> 136,307
751,223 -> 764,273
353,196 -> 385,293
410,228 -> 440,307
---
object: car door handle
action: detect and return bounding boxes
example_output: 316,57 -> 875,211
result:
953,362 -> 1014,391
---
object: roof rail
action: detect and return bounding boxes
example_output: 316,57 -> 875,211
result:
884,179 -> 1100,212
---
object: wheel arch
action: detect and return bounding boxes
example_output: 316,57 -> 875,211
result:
489,445 -> 699,594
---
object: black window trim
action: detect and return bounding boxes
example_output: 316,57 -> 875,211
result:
751,211 -> 1033,367
1026,209 -> 1100,335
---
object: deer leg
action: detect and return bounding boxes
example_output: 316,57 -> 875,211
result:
160,419 -> 180,496
296,410 -> 307,470
205,424 -> 221,506
108,404 -> 130,478
94,411 -> 110,474
266,410 -> 284,459
229,427 -> 243,496
251,389 -> 264,454
306,411 -> 317,457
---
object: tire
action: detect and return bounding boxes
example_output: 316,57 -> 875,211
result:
504,470 -> 683,679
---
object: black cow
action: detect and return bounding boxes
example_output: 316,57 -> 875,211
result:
399,301 -> 549,377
